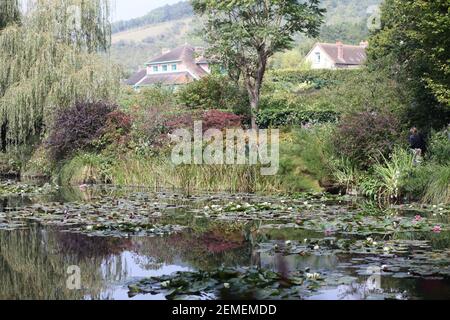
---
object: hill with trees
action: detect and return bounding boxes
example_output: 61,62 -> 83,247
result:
110,0 -> 381,74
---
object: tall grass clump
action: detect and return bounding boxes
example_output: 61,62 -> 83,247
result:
422,165 -> 450,205
278,125 -> 335,192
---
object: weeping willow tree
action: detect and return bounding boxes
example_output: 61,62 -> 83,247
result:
0,0 -> 21,29
0,0 -> 120,150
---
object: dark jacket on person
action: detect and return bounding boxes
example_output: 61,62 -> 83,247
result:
409,133 -> 427,153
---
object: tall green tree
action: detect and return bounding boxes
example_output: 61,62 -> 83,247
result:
192,0 -> 325,128
0,0 -> 120,150
368,0 -> 450,129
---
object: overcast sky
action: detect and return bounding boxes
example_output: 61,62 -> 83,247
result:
112,0 -> 183,22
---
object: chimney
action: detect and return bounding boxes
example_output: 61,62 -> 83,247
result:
336,41 -> 344,60
360,41 -> 369,48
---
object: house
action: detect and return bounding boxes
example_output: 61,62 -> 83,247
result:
126,44 -> 211,89
305,41 -> 368,69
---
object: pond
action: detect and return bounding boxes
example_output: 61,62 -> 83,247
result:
0,182 -> 449,300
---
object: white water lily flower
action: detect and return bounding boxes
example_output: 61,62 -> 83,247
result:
373,242 -> 378,246
366,237 -> 373,243
383,247 -> 390,252
306,273 -> 320,280
204,206 -> 210,210
304,239 -> 308,243
314,245 -> 320,250
161,281 -> 170,288
285,240 -> 292,246
223,283 -> 230,289
86,225 -> 93,231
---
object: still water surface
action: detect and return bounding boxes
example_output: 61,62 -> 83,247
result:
1,186 -> 449,300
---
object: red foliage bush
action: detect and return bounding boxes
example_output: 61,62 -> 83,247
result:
47,100 -> 118,161
98,110 -> 133,148
165,112 -> 197,133
165,110 -> 242,134
202,110 -> 242,132
334,111 -> 402,168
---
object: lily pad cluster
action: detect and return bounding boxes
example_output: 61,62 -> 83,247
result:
0,197 -> 186,237
346,248 -> 450,279
128,267 -> 324,300
257,238 -> 432,257
0,180 -> 58,196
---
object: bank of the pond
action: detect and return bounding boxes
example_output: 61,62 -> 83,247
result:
56,153 -> 328,194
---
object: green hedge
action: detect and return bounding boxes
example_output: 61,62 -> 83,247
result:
257,108 -> 340,128
267,69 -> 365,89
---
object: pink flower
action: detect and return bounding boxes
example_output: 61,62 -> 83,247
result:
414,215 -> 422,222
433,225 -> 442,233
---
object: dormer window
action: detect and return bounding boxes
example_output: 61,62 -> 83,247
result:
153,66 -> 158,72
162,65 -> 168,72
315,52 -> 321,63
172,64 -> 177,71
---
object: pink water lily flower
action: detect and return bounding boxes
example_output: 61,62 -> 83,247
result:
414,215 -> 422,222
432,225 -> 442,233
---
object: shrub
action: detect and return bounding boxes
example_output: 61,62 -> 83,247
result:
428,129 -> 450,164
122,85 -> 177,111
95,110 -> 133,151
334,111 -> 402,169
165,112 -> 197,133
47,100 -> 117,161
257,108 -> 339,128
202,110 -> 242,132
177,75 -> 248,111
165,110 -> 242,133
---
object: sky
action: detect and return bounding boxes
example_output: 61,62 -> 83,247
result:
111,0 -> 183,22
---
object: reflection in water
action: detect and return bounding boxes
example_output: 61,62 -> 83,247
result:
0,224 -> 253,300
1,185 -> 450,300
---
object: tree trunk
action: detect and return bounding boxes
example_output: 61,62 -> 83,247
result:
249,89 -> 259,130
246,50 -> 268,130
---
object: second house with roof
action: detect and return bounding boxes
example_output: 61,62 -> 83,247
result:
126,44 -> 210,89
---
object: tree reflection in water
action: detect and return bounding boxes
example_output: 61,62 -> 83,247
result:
0,224 -> 133,299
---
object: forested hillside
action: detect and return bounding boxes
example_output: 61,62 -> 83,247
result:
111,1 -> 193,33
111,0 -> 382,74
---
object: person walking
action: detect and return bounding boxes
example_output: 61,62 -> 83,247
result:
409,127 -> 427,164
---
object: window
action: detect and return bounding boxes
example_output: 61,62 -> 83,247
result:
162,65 -> 168,72
315,52 -> 321,64
172,64 -> 177,71
152,66 -> 158,72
